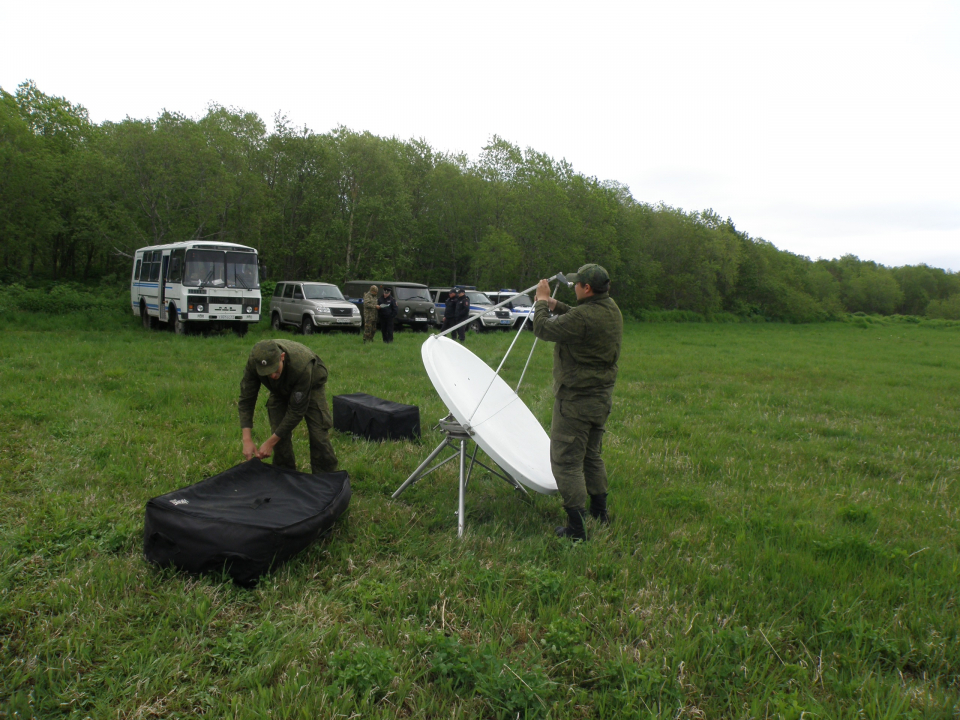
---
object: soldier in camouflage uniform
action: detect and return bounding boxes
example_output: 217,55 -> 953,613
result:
239,339 -> 338,474
362,285 -> 379,342
533,264 -> 623,541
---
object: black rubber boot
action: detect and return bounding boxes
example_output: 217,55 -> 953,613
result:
555,507 -> 587,541
589,493 -> 610,524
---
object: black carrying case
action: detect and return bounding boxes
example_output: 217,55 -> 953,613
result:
143,459 -> 350,586
333,393 -> 420,441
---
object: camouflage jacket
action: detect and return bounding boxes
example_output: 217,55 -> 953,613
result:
363,292 -> 378,318
238,340 -> 329,438
532,291 -> 623,400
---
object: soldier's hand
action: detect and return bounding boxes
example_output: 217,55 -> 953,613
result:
535,279 -> 551,302
242,437 -> 258,461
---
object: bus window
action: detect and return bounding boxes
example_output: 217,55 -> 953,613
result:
169,249 -> 185,283
148,252 -> 161,282
134,259 -> 141,281
183,250 -> 226,288
226,251 -> 258,289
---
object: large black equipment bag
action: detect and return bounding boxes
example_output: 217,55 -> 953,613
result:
144,459 -> 350,586
333,393 -> 420,441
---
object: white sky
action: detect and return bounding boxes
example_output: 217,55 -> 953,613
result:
4,0 -> 959,270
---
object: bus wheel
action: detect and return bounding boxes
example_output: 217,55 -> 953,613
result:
233,323 -> 248,338
271,313 -> 282,331
301,317 -> 314,335
174,315 -> 189,335
141,303 -> 156,331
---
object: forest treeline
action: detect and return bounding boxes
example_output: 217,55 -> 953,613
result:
3,80 -> 959,321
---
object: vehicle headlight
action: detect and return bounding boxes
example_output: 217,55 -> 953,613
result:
404,307 -> 410,313
314,306 -> 331,314
429,307 -> 435,314
197,304 -> 205,312
246,306 -> 252,313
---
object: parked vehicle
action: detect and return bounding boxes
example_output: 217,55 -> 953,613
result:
342,281 -> 435,329
486,290 -> 535,330
131,240 -> 261,336
269,281 -> 361,334
429,288 -> 513,332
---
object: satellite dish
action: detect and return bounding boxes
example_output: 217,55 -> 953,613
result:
421,335 -> 558,495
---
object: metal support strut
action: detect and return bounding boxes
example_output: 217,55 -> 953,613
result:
391,415 -> 527,537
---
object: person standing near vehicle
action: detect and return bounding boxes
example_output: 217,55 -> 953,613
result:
442,287 -> 462,342
454,287 -> 471,343
239,339 -> 339,475
378,287 -> 398,343
533,264 -> 623,541
362,285 -> 379,343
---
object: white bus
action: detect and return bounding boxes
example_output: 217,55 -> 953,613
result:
131,241 -> 262,335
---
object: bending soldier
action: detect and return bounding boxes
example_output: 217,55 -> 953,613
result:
239,339 -> 339,474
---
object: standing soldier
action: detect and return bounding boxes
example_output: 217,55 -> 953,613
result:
533,264 -> 623,541
362,284 -> 379,342
378,286 -> 398,343
239,339 -> 339,475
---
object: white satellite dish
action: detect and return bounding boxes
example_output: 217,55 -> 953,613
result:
392,274 -> 570,535
421,335 -> 558,495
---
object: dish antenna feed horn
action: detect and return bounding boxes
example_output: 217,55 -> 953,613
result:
392,273 -> 570,537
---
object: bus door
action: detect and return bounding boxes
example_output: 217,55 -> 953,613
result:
159,254 -> 169,322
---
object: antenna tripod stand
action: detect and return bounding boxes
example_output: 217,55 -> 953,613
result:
391,414 -> 528,537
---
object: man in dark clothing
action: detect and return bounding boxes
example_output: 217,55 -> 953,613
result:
239,339 -> 338,474
442,287 -> 465,343
533,264 -> 623,541
454,287 -> 471,343
378,287 -> 398,343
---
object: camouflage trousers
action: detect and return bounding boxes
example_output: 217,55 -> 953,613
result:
549,394 -> 612,511
266,384 -> 339,474
363,311 -> 377,341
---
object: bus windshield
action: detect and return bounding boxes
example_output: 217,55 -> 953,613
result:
226,251 -> 259,289
183,250 -> 259,289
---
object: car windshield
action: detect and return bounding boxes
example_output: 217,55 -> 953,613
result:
508,294 -> 532,307
395,287 -> 431,301
466,292 -> 492,305
303,285 -> 344,300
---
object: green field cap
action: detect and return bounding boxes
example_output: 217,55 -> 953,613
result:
251,340 -> 282,376
566,264 -> 610,289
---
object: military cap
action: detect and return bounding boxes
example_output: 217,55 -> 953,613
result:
251,339 -> 283,376
566,263 -> 610,291
452,285 -> 462,293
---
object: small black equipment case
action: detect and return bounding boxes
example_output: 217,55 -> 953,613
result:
333,393 -> 420,441
144,459 -> 350,586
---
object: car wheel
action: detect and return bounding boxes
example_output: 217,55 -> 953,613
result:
470,319 -> 482,334
271,313 -> 282,331
301,316 -> 314,335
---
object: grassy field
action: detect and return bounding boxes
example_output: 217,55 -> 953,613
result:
1,310 -> 958,719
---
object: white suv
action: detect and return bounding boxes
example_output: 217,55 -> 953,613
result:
270,282 -> 361,334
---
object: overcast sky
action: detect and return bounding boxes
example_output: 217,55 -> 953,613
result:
4,0 -> 958,270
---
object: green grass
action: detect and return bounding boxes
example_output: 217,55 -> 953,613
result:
1,310 -> 959,718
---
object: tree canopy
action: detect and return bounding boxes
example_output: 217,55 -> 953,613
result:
2,80 -> 958,320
